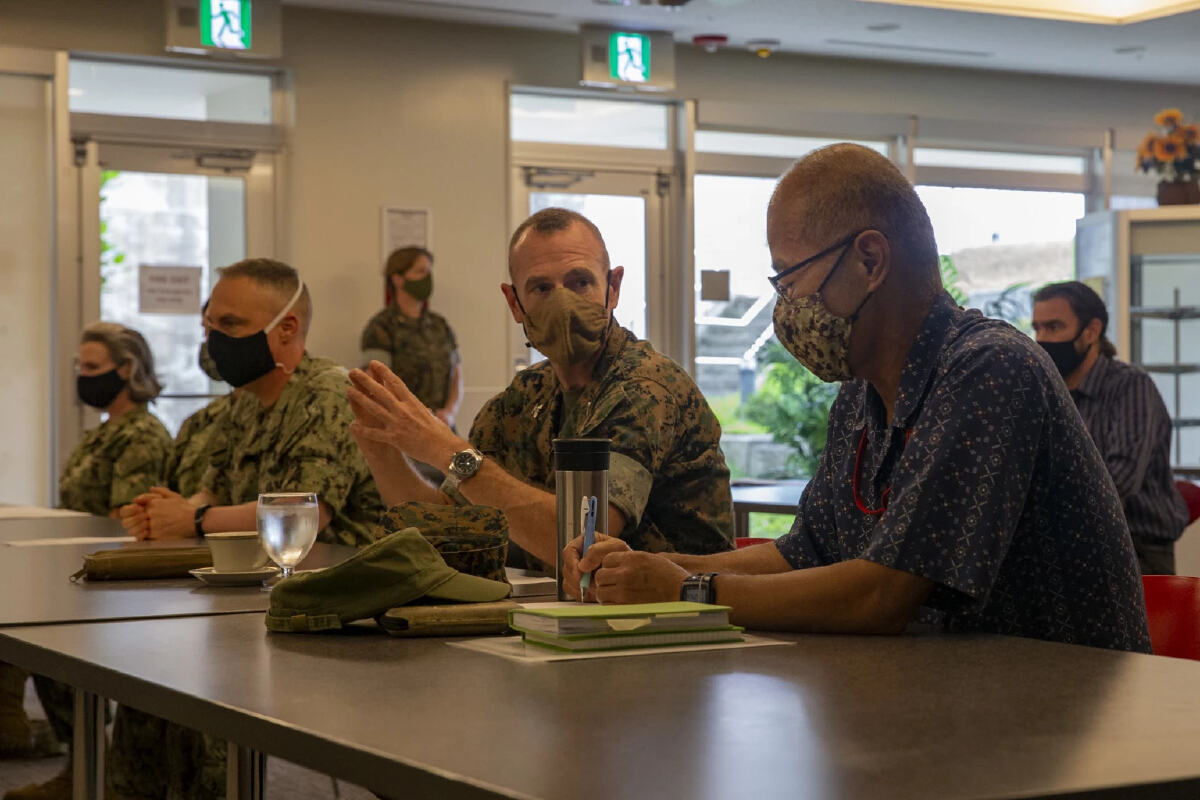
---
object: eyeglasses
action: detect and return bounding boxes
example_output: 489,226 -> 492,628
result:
768,231 -> 865,300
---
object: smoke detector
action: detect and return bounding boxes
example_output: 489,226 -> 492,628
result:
693,34 -> 729,53
747,38 -> 781,57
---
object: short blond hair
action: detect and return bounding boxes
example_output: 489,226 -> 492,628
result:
81,322 -> 162,403
508,207 -> 610,277
218,258 -> 312,335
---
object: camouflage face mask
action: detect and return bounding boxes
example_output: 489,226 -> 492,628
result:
520,285 -> 612,367
197,340 -> 223,383
771,238 -> 871,384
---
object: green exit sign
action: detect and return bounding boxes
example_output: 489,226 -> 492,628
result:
609,32 -> 650,83
201,0 -> 252,50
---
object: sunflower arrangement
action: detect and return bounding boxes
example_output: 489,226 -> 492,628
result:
1138,108 -> 1200,183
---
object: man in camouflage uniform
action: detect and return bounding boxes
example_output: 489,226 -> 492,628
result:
164,394 -> 235,499
163,319 -> 238,500
348,208 -> 734,569
107,260 -> 384,800
121,259 -> 385,547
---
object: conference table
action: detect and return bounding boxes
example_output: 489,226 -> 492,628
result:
4,614 -> 1200,800
4,512 -> 1200,800
0,511 -> 356,800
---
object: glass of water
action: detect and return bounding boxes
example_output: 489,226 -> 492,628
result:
257,493 -> 320,581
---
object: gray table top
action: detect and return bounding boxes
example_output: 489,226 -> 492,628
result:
731,481 -> 808,515
3,613 -> 1199,800
0,540 -> 354,628
0,513 -> 127,543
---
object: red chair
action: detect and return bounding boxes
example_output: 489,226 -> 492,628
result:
1175,480 -> 1200,525
1142,576 -> 1200,660
735,537 -> 773,549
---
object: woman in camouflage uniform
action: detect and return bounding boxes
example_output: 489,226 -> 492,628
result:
3,323 -> 171,799
360,247 -> 463,429
59,322 -> 173,516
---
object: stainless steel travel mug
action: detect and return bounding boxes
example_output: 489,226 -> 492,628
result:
554,438 -> 610,602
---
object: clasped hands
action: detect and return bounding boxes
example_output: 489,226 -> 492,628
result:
560,533 -> 689,605
347,360 -> 465,467
119,487 -> 203,540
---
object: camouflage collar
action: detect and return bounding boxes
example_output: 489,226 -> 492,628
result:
104,404 -> 151,429
388,302 -> 429,328
548,324 -> 635,439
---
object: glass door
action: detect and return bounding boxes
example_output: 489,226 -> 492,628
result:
78,141 -> 275,434
511,168 -> 664,370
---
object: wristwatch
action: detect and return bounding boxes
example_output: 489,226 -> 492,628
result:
444,448 -> 484,494
193,504 -> 212,538
680,572 -> 719,604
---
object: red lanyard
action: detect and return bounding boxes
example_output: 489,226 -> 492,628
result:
853,427 -> 912,516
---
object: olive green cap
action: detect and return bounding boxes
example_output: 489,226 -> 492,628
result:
265,526 -> 511,633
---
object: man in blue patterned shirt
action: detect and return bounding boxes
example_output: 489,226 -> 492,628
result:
562,143 -> 1152,653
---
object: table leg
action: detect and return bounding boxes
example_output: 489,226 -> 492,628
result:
734,507 -> 750,539
226,742 -> 267,800
72,690 -> 105,800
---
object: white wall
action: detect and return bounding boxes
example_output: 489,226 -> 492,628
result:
0,72 -> 53,506
3,0 -> 1200,431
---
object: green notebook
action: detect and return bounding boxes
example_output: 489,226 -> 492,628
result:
521,627 -> 744,653
510,601 -> 732,637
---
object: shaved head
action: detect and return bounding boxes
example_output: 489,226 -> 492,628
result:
768,144 -> 940,288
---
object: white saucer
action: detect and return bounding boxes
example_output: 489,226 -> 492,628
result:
190,566 -> 280,586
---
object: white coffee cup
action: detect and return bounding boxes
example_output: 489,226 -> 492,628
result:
206,531 -> 270,573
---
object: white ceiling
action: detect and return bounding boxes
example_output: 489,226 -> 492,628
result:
284,0 -> 1200,85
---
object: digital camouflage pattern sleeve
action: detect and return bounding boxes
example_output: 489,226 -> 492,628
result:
58,406 -> 173,516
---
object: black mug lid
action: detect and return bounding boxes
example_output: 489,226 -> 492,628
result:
553,438 -> 611,455
554,438 -> 610,472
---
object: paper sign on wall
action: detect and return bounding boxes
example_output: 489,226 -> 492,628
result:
381,207 -> 432,264
139,265 -> 203,314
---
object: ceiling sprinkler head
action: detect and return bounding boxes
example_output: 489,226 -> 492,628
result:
693,34 -> 729,53
747,38 -> 780,58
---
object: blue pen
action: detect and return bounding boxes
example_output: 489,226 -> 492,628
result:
579,496 -> 597,597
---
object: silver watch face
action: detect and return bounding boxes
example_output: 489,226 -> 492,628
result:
450,449 -> 482,478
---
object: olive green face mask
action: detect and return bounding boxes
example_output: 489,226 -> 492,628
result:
518,285 -> 613,367
402,274 -> 433,302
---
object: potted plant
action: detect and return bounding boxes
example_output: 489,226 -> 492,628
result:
1138,108 -> 1200,205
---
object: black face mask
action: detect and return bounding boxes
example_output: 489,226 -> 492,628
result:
77,369 -> 126,409
1039,330 -> 1087,378
206,329 -> 278,388
206,283 -> 304,388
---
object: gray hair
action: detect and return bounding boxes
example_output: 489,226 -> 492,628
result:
508,207 -> 610,276
80,322 -> 162,403
769,143 -> 941,289
217,258 -> 312,335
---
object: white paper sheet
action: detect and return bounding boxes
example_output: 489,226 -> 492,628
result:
505,568 -> 556,598
6,536 -> 136,547
0,506 -> 89,520
448,633 -> 791,663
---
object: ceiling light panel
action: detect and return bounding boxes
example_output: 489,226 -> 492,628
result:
855,0 -> 1200,24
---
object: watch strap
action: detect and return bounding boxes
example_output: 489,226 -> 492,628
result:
193,504 -> 212,538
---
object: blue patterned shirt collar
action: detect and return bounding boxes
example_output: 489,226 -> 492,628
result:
858,292 -> 962,432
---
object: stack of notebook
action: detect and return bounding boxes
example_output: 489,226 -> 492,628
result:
508,602 -> 743,652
